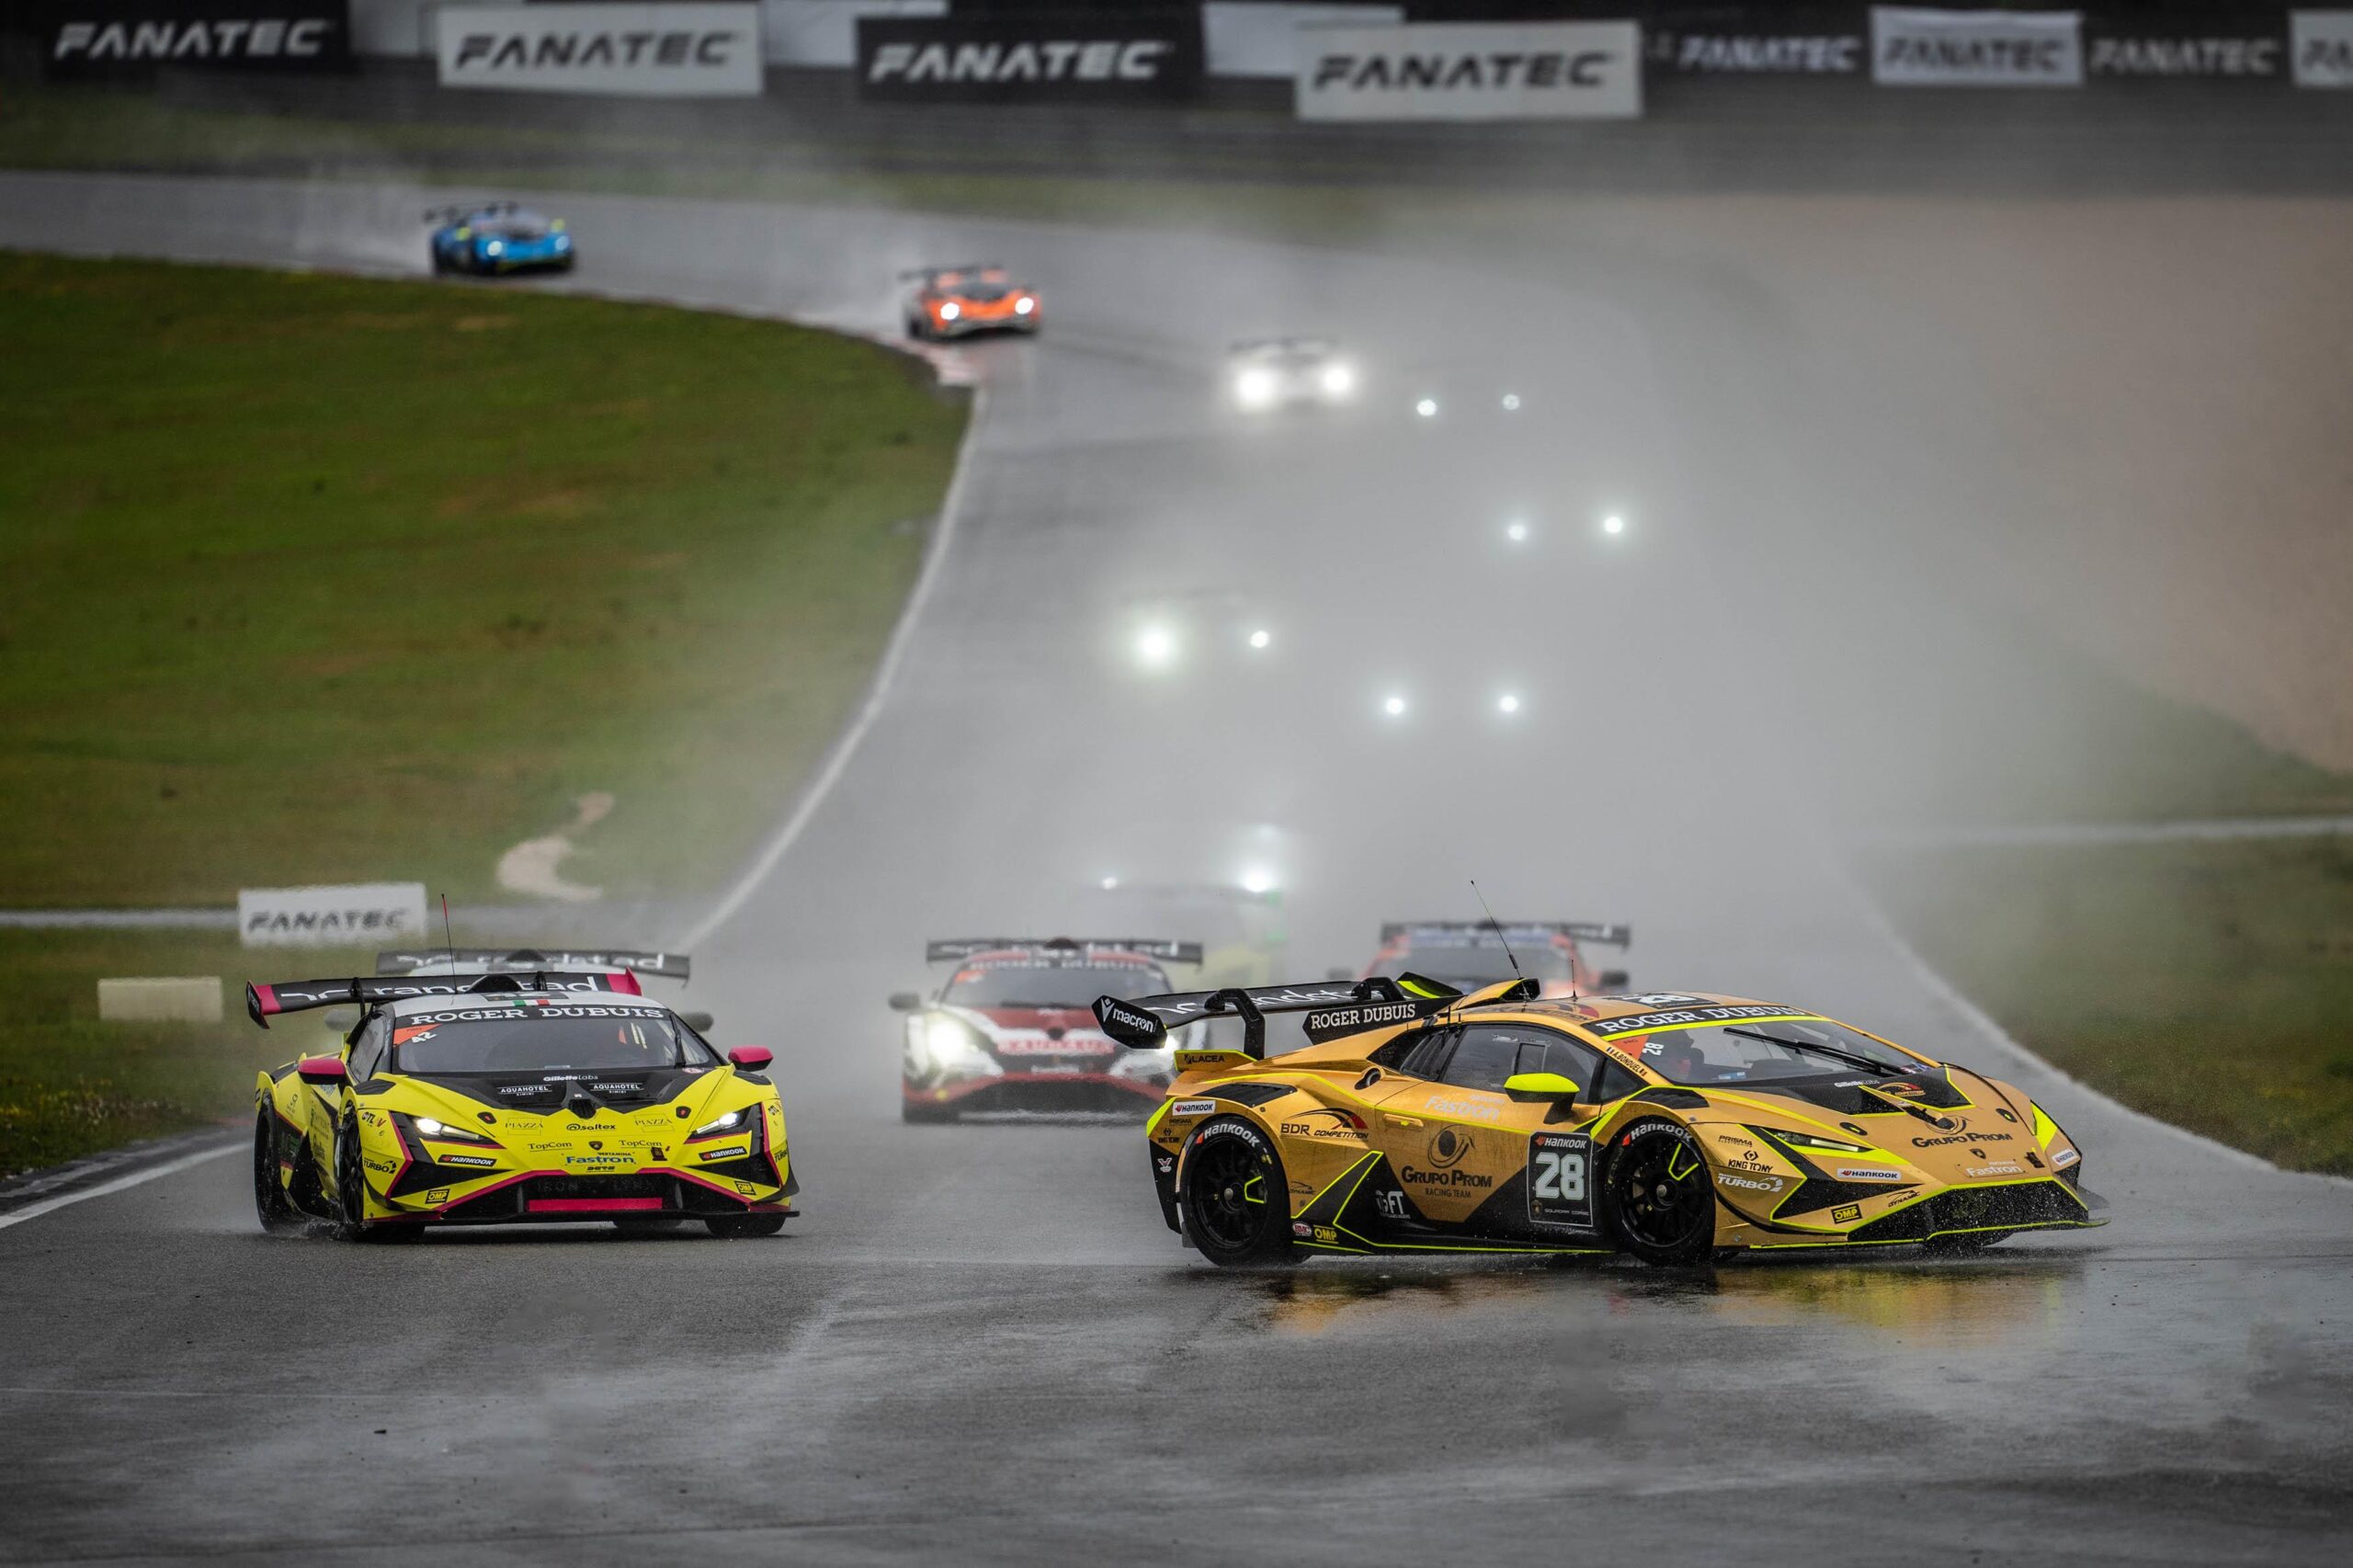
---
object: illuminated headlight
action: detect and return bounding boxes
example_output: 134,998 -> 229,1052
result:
692,1107 -> 751,1139
938,301 -> 961,322
554,234 -> 571,249
912,1016 -> 999,1076
405,1114 -> 496,1147
1014,296 -> 1036,316
483,241 -> 504,256
1234,368 -> 1278,408
1319,363 -> 1356,398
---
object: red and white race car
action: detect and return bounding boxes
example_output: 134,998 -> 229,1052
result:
890,937 -> 1200,1121
1360,920 -> 1630,1000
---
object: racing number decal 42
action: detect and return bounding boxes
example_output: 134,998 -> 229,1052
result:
1528,1131 -> 1594,1230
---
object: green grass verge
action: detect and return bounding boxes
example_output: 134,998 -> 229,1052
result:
1864,836 -> 2353,1176
0,928 -> 339,1176
0,251 -> 966,906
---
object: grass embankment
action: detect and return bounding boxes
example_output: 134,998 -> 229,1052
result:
1867,837 -> 2353,1175
0,253 -> 965,1173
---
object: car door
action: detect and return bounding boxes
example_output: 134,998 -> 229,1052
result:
1365,1026 -> 1529,1234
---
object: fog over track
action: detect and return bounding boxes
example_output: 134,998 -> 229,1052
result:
3,173 -> 2348,1564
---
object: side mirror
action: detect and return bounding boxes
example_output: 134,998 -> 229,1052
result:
728,1046 -> 774,1072
679,1011 -> 715,1032
296,1055 -> 349,1086
1597,970 -> 1629,991
1504,1072 -> 1580,1103
887,991 -> 922,1012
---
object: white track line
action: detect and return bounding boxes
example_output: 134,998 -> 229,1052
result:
0,1140 -> 241,1232
676,385 -> 990,951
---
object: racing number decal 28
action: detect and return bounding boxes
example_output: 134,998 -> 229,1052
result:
1528,1131 -> 1594,1230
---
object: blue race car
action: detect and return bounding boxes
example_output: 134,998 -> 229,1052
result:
426,202 -> 574,277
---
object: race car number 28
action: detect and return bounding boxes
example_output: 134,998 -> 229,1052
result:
1528,1131 -> 1593,1230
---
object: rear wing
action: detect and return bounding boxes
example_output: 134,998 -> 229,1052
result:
901,263 -> 1003,281
374,948 -> 690,981
424,201 -> 513,225
1379,920 -> 1631,948
247,970 -> 642,1028
1094,974 -> 1464,1060
927,937 -> 1203,966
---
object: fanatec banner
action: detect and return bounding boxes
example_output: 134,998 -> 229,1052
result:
1645,6 -> 1869,77
1295,20 -> 1643,120
2292,9 -> 2353,85
854,12 -> 1206,102
40,0 -> 350,78
1870,6 -> 2084,87
436,4 -> 764,97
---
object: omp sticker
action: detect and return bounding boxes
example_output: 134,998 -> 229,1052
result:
1831,1203 -> 1861,1222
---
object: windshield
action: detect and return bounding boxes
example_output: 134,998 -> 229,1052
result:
943,961 -> 1166,1009
1373,945 -> 1574,985
391,1003 -> 713,1074
946,279 -> 1013,301
1608,1017 -> 1919,1087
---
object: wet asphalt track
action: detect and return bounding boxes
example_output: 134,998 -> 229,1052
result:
3,174 -> 2351,1565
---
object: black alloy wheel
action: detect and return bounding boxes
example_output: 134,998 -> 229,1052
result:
1179,1119 -> 1295,1267
1607,1122 -> 1716,1267
706,1214 -> 787,1239
252,1110 -> 303,1235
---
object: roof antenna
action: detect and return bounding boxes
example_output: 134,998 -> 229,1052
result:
1468,880 -> 1524,982
440,892 -> 457,974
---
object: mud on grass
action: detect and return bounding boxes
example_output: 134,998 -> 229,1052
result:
1864,836 -> 2353,1176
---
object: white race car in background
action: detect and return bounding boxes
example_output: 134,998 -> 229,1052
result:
1228,337 -> 1358,412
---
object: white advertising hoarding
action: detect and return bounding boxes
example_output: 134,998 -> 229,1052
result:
1871,7 -> 2083,87
239,882 -> 428,948
1296,20 -> 1642,121
2291,10 -> 2353,85
437,4 -> 764,96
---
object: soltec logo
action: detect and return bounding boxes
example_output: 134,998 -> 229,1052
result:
867,39 -> 1173,85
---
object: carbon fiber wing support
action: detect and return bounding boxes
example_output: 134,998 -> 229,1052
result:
374,948 -> 691,980
1093,974 -> 1462,1060
247,970 -> 643,1028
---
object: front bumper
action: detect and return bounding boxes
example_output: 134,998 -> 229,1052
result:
933,312 -> 1039,338
377,1165 -> 794,1226
904,1071 -> 1161,1114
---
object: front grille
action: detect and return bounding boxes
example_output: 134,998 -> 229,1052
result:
1850,1179 -> 2088,1244
440,1172 -> 748,1222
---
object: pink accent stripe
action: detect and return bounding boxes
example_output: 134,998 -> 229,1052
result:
253,983 -> 281,1016
610,972 -> 643,995
529,1197 -> 665,1213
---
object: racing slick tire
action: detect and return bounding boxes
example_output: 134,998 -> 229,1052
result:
1177,1116 -> 1296,1268
1603,1119 -> 1716,1267
428,246 -> 449,276
331,1119 -> 421,1244
252,1110 -> 305,1235
905,315 -> 930,342
902,1096 -> 959,1125
705,1214 -> 787,1239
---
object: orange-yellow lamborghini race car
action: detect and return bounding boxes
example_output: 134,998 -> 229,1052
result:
1095,977 -> 2102,1267
902,265 -> 1040,340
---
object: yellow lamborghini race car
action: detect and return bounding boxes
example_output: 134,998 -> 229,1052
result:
247,970 -> 796,1242
1094,978 -> 2102,1267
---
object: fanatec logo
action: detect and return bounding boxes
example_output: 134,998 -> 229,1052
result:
867,39 -> 1174,85
51,18 -> 336,62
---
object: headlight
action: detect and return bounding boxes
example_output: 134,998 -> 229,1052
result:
1014,295 -> 1036,315
1320,363 -> 1355,397
483,241 -> 504,256
692,1107 -> 750,1138
1234,368 -> 1277,408
938,301 -> 961,322
911,1015 -> 998,1076
409,1115 -> 495,1146
1757,1127 -> 1877,1155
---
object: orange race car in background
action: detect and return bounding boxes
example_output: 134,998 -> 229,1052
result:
902,265 -> 1041,341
